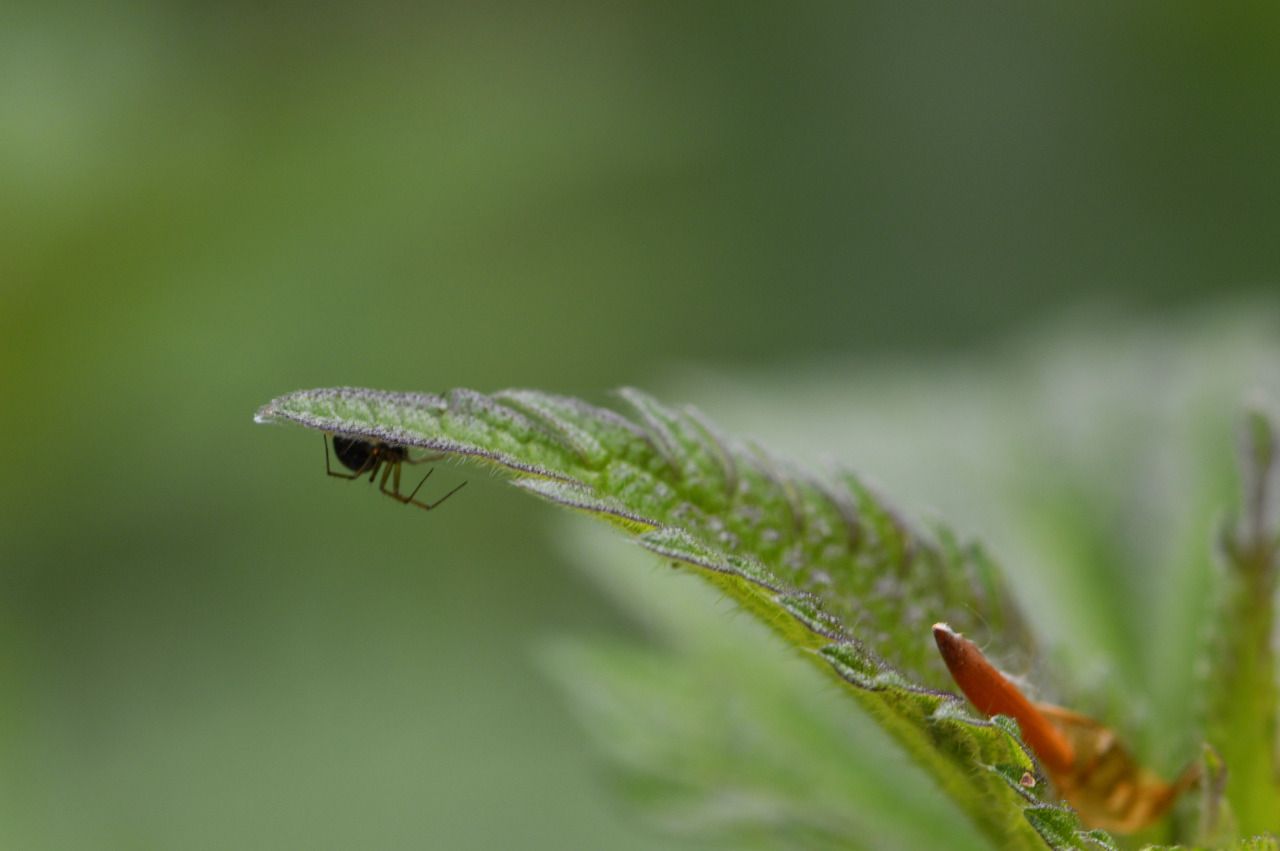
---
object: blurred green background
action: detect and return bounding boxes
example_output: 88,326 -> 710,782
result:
4,3 -> 1280,848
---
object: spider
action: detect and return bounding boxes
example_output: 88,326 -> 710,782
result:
323,434 -> 465,510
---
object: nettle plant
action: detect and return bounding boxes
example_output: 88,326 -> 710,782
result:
256,324 -> 1280,850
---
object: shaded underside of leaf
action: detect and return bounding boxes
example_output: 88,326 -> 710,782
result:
540,524 -> 993,851
256,385 -> 1111,849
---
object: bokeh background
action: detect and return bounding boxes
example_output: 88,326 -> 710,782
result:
4,3 -> 1280,848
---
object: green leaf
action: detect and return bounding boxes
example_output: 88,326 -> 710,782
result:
1206,407 -> 1280,836
256,385 -> 1104,849
540,523 -> 993,851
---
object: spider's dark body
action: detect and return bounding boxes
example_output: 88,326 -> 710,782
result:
323,434 -> 464,511
332,435 -> 407,476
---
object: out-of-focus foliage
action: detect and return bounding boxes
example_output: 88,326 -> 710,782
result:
6,1 -> 1280,848
544,523 -> 994,851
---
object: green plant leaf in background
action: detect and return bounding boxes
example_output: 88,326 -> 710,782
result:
1212,408 -> 1280,834
256,386 -> 1114,850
